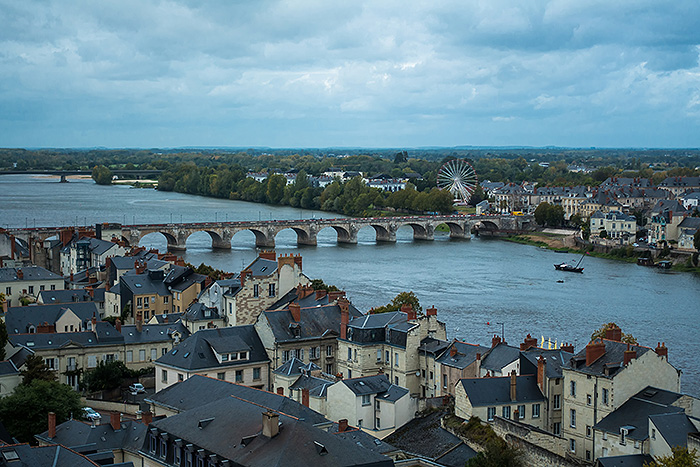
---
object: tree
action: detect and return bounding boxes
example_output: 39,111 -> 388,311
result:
0,316 -> 7,360
644,446 -> 699,466
465,440 -> 524,467
266,174 -> 287,204
310,279 -> 339,292
81,360 -> 131,392
591,323 -> 638,345
534,203 -> 551,226
694,230 -> 700,252
371,291 -> 421,314
91,165 -> 113,185
20,354 -> 56,385
0,379 -> 83,442
599,229 -> 608,239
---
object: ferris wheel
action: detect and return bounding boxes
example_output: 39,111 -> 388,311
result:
437,159 -> 478,204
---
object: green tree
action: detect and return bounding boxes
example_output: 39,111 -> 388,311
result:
20,354 -> 56,385
599,229 -> 608,239
81,360 -> 131,392
644,446 -> 699,466
591,323 -> 638,345
371,291 -> 422,314
465,440 -> 524,467
91,165 -> 113,185
0,379 -> 83,442
694,230 -> 700,252
0,316 -> 7,360
546,205 -> 565,227
310,279 -> 339,292
266,174 -> 287,204
534,203 -> 551,226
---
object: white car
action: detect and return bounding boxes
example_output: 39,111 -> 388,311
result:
129,383 -> 146,394
83,408 -> 101,421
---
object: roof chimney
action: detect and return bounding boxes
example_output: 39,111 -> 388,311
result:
450,345 -> 458,357
91,313 -> 97,329
328,290 -> 345,302
315,289 -> 327,301
537,356 -> 546,393
585,339 -> 606,366
301,388 -> 310,407
276,387 -> 284,395
141,410 -> 152,426
294,255 -> 302,269
338,419 -> 349,432
605,325 -> 622,342
115,318 -> 122,333
561,343 -> 574,354
655,342 -> 668,359
623,344 -> 637,366
491,335 -> 502,348
136,311 -> 143,333
48,412 -> 56,438
520,334 -> 537,351
401,304 -> 416,321
17,269 -> 23,280
510,370 -> 517,401
110,412 -> 121,431
289,302 -> 301,322
262,411 -> 280,438
426,306 -> 437,316
259,250 -> 276,261
339,298 -> 349,340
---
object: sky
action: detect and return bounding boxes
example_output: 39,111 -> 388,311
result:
1,0 -> 700,149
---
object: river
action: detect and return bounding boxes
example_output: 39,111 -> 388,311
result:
2,174 -> 699,395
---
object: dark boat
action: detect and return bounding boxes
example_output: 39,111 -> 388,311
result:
656,260 -> 672,270
637,256 -> 654,266
554,253 -> 585,273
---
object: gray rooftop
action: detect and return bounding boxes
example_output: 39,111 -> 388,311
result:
120,323 -> 188,345
273,357 -> 320,376
0,443 -> 100,467
262,302 -> 363,343
459,375 -> 545,407
649,412 -> 697,449
37,288 -> 105,305
341,374 -> 409,402
36,418 -> 147,455
520,348 -> 574,379
5,302 -> 100,334
597,454 -> 655,467
565,339 -> 657,378
436,341 -> 489,370
0,266 -> 62,283
480,343 -> 521,372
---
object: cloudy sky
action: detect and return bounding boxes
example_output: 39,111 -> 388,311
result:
1,1 -> 700,148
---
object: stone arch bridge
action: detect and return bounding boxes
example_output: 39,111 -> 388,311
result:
6,215 -> 534,251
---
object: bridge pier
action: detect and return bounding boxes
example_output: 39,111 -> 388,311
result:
296,232 -> 317,246
374,223 -> 398,243
412,224 -> 435,241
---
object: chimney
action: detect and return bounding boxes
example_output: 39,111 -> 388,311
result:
338,419 -> 348,432
475,352 -> 481,375
491,335 -> 502,348
136,311 -> 143,333
623,344 -> 637,366
48,412 -> 56,438
70,272 -> 74,282
520,334 -> 538,351
17,269 -> 23,280
10,235 -> 15,259
561,343 -> 574,354
262,411 -> 280,438
289,302 -> 301,322
401,304 -> 416,321
450,345 -> 458,357
655,342 -> 668,359
605,325 -> 622,342
277,387 -> 284,395
141,410 -> 152,426
315,289 -> 327,301
92,313 -> 97,329
537,356 -> 546,393
105,281 -> 111,291
294,255 -> 302,269
328,290 -> 345,302
110,412 -> 121,431
259,250 -> 276,261
339,298 -> 349,340
115,318 -> 122,333
89,276 -> 97,284
510,370 -> 517,401
426,306 -> 437,316
301,388 -> 310,407
585,339 -> 606,366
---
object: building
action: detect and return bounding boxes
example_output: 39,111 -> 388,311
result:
680,191 -> 700,212
60,236 -> 127,276
648,200 -> 688,244
478,337 -> 521,377
561,326 -> 681,463
0,349 -> 29,397
454,372 -> 546,430
589,211 -> 637,245
37,287 -> 106,316
326,374 -> 416,438
337,306 -> 447,396
657,176 -> 700,196
4,302 -> 102,334
180,301 -> 225,333
0,442 -> 101,467
677,217 -> 700,251
581,190 -> 623,218
492,183 -> 529,213
431,340 -> 487,398
154,326 -> 269,392
0,266 -> 64,308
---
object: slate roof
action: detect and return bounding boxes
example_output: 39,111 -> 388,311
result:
37,288 -> 105,305
0,266 -> 62,283
244,257 -> 278,277
597,454 -> 654,467
9,347 -> 31,369
35,418 -> 147,455
183,302 -> 221,322
119,272 -> 170,297
146,374 -> 327,424
5,302 -> 101,335
120,323 -> 188,345
341,374 -> 408,402
418,337 -> 450,357
564,339 -> 657,378
679,217 -> 700,230
649,412 -> 697,449
0,361 -> 19,377
480,343 -> 521,372
0,443 -> 100,467
436,341 -> 489,370
147,395 -> 393,467
658,176 -> 700,189
290,374 -> 335,398
600,177 -> 654,188
149,312 -> 182,324
76,237 -> 119,256
273,357 -> 320,376
262,303 -> 363,343
520,348 -> 574,379
459,375 -> 545,407
9,322 -> 124,350
593,386 -> 685,441
650,199 -> 688,216
155,326 -> 268,372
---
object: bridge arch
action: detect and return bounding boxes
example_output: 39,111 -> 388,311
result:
331,225 -> 357,244
399,222 -> 434,241
274,226 -> 317,247
440,221 -> 469,239
369,223 -> 396,243
139,231 -> 177,250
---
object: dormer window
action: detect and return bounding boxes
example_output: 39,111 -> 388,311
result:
221,353 -> 229,362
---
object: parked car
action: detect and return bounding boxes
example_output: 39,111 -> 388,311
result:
129,383 -> 146,394
83,407 -> 101,421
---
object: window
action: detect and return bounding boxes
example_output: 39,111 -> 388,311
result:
139,349 -> 146,361
358,419 -> 363,428
40,285 -> 45,291
217,372 -> 225,380
161,369 -> 167,383
348,370 -> 352,378
45,358 -> 56,370
376,350 -> 382,361
394,352 -> 399,367
253,367 -> 261,380
602,388 -> 609,405
553,422 -> 561,436
587,394 -> 592,405
362,394 -> 371,406
586,425 -> 592,438
5,287 -> 10,295
283,350 -> 290,362
517,405 -> 525,418
326,345 -> 333,357
88,355 -> 97,368
620,428 -> 627,445
394,376 -> 398,385
553,394 -> 561,409
502,406 -> 511,419
602,447 -> 608,457
348,348 -> 352,361
178,373 -> 184,382
375,417 -> 380,429
51,284 -> 56,290
651,428 -> 656,440
586,450 -> 591,461
443,374 -> 447,389
385,351 -> 389,363
151,348 -> 157,361
162,347 -> 167,356
532,403 -> 540,418
299,349 -> 304,361
137,297 -> 142,307
429,371 -> 433,380
164,296 -> 169,304
487,407 -> 496,421
144,298 -> 149,308
174,447 -> 181,465
326,363 -> 333,374
149,435 -> 156,453
570,439 -> 576,453
235,370 -> 243,383
28,285 -> 34,294
570,409 -> 576,428
603,432 -> 607,440
222,353 -> 229,361
160,439 -> 167,459
269,283 -> 275,297
570,381 -> 576,397
253,284 -> 259,297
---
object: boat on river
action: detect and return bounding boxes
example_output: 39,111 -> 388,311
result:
554,253 -> 585,273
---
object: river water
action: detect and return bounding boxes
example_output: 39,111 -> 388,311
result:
2,175 -> 700,395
